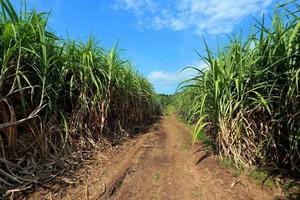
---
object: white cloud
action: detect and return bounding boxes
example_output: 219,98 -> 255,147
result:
114,0 -> 273,35
148,69 -> 193,85
148,69 -> 195,93
147,61 -> 206,93
114,0 -> 156,14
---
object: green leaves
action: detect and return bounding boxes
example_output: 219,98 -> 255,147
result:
0,0 -> 159,192
0,0 -> 19,22
176,1 -> 300,174
193,114 -> 209,144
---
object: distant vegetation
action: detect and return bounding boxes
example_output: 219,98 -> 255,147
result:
157,94 -> 173,109
1,0 -> 299,197
175,2 -> 300,176
0,0 -> 160,195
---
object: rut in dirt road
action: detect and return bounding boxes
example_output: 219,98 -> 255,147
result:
29,115 -> 280,200
99,116 -> 277,200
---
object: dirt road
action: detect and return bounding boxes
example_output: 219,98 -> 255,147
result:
29,115 -> 280,200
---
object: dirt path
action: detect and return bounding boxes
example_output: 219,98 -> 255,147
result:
28,115 -> 281,200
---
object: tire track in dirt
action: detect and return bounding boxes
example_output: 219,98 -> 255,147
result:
28,115 -> 281,200
99,115 -> 278,200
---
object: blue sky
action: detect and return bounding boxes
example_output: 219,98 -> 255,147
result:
13,0 -> 280,94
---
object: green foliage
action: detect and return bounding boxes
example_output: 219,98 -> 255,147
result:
249,169 -> 274,188
195,130 -> 212,145
219,158 -> 274,187
219,158 -> 243,177
0,0 -> 160,194
165,105 -> 175,115
153,172 -> 161,181
176,1 -> 300,175
157,94 -> 172,109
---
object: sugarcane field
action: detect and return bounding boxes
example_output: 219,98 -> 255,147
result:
0,0 -> 300,199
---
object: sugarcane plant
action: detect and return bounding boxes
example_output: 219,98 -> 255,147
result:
177,1 -> 300,175
0,0 -> 160,195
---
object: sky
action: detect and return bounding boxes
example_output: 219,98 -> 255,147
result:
12,0 -> 280,94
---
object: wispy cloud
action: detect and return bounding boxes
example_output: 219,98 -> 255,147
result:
148,69 -> 194,94
147,62 -> 206,93
148,69 -> 194,86
113,0 -> 156,14
114,0 -> 273,35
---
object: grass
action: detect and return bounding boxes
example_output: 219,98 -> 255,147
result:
249,169 -> 274,188
219,158 -> 275,188
153,172 -> 161,181
194,130 -> 212,145
175,114 -> 214,149
164,105 -> 175,116
219,158 -> 243,177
